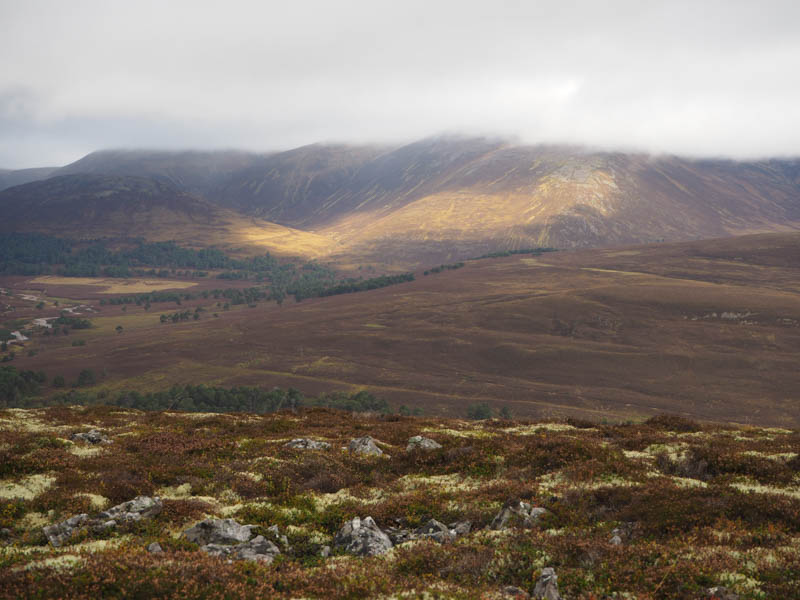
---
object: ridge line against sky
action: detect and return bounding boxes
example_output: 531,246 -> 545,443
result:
1,0 -> 800,168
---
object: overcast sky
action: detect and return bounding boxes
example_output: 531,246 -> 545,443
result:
1,0 -> 799,168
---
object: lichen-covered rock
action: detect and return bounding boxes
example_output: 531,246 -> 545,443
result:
490,501 -> 550,530
449,520 -> 472,536
533,567 -> 562,600
414,519 -> 455,543
70,430 -> 110,444
99,496 -> 162,524
285,438 -> 331,450
202,535 -> 281,564
266,524 -> 289,549
406,436 -> 442,451
147,542 -> 164,554
348,436 -> 383,456
183,518 -> 255,546
42,513 -> 89,547
42,496 -> 163,547
333,516 -> 393,556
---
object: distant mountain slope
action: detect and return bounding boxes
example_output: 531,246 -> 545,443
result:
59,149 -> 262,197
5,139 -> 800,267
0,166 -> 59,192
0,174 -> 336,257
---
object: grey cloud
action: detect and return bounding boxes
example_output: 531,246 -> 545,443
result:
1,0 -> 799,167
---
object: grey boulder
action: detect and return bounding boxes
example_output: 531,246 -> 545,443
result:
333,516 -> 393,556
183,518 -> 255,546
202,535 -> 281,564
43,513 -> 89,547
406,436 -> 442,451
99,496 -> 162,524
71,430 -> 110,444
285,438 -> 331,450
414,519 -> 455,544
533,567 -> 562,600
490,501 -> 550,530
147,542 -> 164,554
348,436 -> 383,456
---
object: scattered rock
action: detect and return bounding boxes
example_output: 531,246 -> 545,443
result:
533,567 -> 562,600
285,438 -> 331,450
490,500 -> 550,530
99,496 -> 162,524
42,496 -> 163,547
609,521 -> 637,546
333,516 -> 393,556
43,513 -> 89,547
203,535 -> 281,564
348,436 -> 383,456
0,527 -> 11,539
706,587 -> 739,600
184,518 -> 282,564
147,542 -> 164,554
502,586 -> 531,599
319,545 -> 331,558
183,518 -> 255,546
414,519 -> 455,544
266,524 -> 290,549
449,520 -> 472,536
70,430 -> 111,444
406,435 -> 442,451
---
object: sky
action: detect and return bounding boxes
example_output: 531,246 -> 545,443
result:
1,0 -> 799,168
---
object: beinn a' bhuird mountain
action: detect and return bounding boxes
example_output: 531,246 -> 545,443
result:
2,137 -> 800,267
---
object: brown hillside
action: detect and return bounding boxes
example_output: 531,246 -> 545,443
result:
8,232 -> 800,427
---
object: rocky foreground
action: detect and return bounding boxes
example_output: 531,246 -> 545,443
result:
1,407 -> 799,599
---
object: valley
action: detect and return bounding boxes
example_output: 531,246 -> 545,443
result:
3,232 -> 800,427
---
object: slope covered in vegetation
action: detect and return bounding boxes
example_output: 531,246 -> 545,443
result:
0,406 -> 798,599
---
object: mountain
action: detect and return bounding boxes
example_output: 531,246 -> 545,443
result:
0,174 -> 335,256
0,166 -> 59,192
210,137 -> 800,265
6,138 -> 800,267
58,149 -> 263,197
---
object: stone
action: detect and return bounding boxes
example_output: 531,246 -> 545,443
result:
0,528 -> 12,539
706,587 -> 740,600
414,519 -> 455,544
147,542 -> 164,554
43,513 -> 89,547
42,496 -> 163,547
502,586 -> 531,599
533,567 -> 562,600
266,524 -> 289,549
183,518 -> 255,546
490,501 -> 550,530
319,545 -> 331,558
99,496 -> 163,524
70,430 -> 110,444
231,535 -> 281,564
406,435 -> 443,451
609,534 -> 623,546
333,516 -> 393,556
285,438 -> 331,450
348,436 -> 383,456
449,521 -> 472,536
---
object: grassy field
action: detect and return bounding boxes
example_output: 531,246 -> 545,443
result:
30,276 -> 198,294
0,407 -> 798,599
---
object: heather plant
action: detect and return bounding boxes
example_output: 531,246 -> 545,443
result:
1,406 -> 798,598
